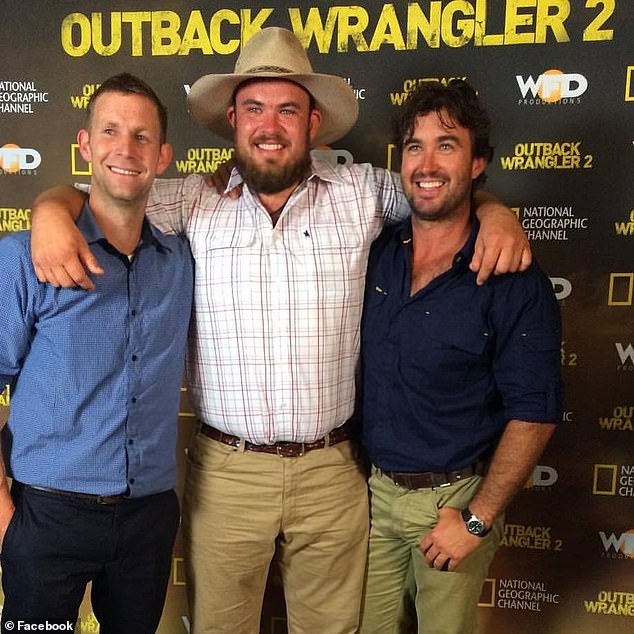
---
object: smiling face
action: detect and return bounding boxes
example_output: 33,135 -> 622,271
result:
227,79 -> 322,195
77,91 -> 172,210
401,109 -> 486,224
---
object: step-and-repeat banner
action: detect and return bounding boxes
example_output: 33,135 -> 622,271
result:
1,1 -> 632,633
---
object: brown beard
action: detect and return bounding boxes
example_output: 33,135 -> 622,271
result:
235,150 -> 311,195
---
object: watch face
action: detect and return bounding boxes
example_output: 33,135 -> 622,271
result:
467,518 -> 485,535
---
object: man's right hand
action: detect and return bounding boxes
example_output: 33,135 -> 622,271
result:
31,188 -> 104,290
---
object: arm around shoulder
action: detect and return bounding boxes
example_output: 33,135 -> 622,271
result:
31,185 -> 103,290
472,190 -> 532,284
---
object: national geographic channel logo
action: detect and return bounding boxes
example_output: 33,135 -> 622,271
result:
0,207 -> 31,233
585,590 -> 634,617
515,205 -> 589,241
593,464 -> 634,497
479,578 -> 560,612
608,274 -> 633,306
501,523 -> 563,552
70,143 -> 91,177
598,405 -> 633,432
499,141 -> 592,171
599,529 -> 634,560
626,66 -> 634,102
0,80 -> 49,114
516,69 -> 587,106
0,144 -> 41,175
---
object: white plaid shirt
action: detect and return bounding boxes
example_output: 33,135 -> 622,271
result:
146,160 -> 407,443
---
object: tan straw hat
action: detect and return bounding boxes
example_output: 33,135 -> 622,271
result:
187,27 -> 359,146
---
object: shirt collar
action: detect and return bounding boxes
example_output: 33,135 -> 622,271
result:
77,202 -> 172,253
396,213 -> 480,270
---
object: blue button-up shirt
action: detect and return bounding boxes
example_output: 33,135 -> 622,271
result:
361,218 -> 562,473
0,204 -> 193,497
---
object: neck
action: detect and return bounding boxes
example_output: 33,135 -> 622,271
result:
89,195 -> 146,255
410,211 -> 471,257
409,210 -> 471,295
257,181 -> 301,218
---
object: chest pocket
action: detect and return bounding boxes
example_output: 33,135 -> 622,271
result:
403,309 -> 492,387
287,222 -> 365,254
189,226 -> 257,258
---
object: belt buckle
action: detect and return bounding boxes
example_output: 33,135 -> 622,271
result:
276,442 -> 304,458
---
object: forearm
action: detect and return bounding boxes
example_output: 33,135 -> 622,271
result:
32,185 -> 86,223
472,189 -> 507,220
469,420 -> 557,527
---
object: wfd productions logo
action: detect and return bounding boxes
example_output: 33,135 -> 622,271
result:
516,69 -> 587,106
0,143 -> 41,174
616,343 -> 634,371
599,529 -> 634,560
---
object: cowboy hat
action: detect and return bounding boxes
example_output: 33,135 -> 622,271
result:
186,27 -> 359,146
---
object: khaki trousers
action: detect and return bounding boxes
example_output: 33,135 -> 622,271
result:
182,432 -> 369,634
360,468 -> 504,634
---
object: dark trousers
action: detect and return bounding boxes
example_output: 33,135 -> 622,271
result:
1,482 -> 179,634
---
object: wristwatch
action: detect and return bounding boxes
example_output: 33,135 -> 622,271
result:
461,507 -> 490,537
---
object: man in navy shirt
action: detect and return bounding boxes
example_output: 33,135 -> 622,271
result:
0,74 -> 193,633
359,80 -> 562,634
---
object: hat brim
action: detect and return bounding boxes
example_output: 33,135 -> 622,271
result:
187,72 -> 359,147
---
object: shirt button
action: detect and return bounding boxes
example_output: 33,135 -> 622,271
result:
128,439 -> 134,445
131,397 -> 137,403
131,310 -> 137,316
129,478 -> 136,484
132,355 -> 138,362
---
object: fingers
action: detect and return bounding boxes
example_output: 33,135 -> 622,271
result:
35,258 -> 96,290
519,246 -> 532,271
80,245 -> 105,277
421,541 -> 454,571
471,245 -> 532,285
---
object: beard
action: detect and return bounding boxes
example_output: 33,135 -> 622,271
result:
234,135 -> 312,195
405,169 -> 473,223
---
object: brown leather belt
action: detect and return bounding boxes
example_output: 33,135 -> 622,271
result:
199,422 -> 353,457
26,484 -> 126,505
383,459 -> 488,490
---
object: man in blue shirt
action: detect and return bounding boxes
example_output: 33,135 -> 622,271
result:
359,80 -> 562,634
0,74 -> 193,633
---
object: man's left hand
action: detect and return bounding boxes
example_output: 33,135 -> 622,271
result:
419,507 -> 481,572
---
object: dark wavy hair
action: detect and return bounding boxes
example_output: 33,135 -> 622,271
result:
86,73 -> 168,143
393,79 -> 493,188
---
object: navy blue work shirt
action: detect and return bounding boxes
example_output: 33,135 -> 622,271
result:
361,217 -> 562,473
0,203 -> 193,497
